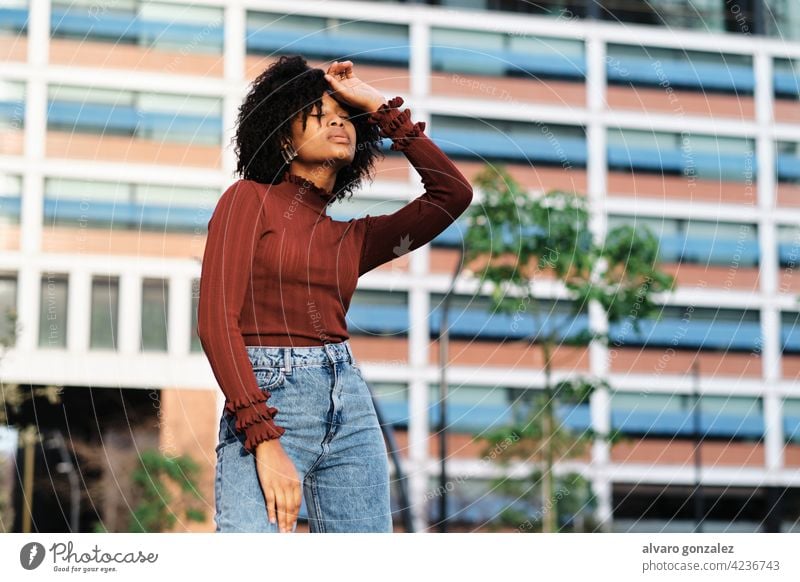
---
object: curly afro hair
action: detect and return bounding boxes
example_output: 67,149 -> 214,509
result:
231,54 -> 386,205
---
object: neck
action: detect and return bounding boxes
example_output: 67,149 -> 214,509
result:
280,169 -> 337,215
286,164 -> 337,194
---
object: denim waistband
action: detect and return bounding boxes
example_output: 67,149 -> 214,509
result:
245,339 -> 355,375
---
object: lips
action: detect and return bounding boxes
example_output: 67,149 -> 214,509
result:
328,133 -> 351,144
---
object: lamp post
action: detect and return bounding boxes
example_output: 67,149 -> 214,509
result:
436,246 -> 464,532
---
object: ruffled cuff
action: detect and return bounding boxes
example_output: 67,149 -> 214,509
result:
368,95 -> 427,152
225,391 -> 286,454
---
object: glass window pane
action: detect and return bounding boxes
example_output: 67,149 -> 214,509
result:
0,275 -> 18,346
90,276 -> 118,350
141,278 -> 168,351
39,274 -> 68,348
190,278 -> 201,352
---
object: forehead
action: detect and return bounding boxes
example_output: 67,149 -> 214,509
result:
319,92 -> 349,112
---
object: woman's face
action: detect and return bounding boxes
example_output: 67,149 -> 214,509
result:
287,92 -> 356,170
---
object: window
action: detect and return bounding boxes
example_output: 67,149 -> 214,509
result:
776,141 -> 800,185
431,26 -> 585,80
39,274 -> 68,348
0,0 -> 27,36
141,278 -> 168,351
608,128 -> 755,182
43,177 -> 217,232
607,215 -> 759,267
432,114 -> 587,167
0,173 -> 21,224
777,225 -> 800,268
606,43 -> 753,94
0,80 -> 25,132
47,85 -> 222,146
347,289 -> 409,336
609,305 -> 762,351
781,311 -> 800,353
246,11 -> 409,67
0,274 -> 17,347
50,1 -> 224,53
611,391 -> 764,439
429,293 -> 588,342
90,276 -> 119,350
783,397 -> 800,444
190,278 -> 201,352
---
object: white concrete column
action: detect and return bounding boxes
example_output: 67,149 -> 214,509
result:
586,34 -> 613,532
408,286 -> 431,532
66,268 -> 91,352
222,1 -> 246,176
117,272 -> 141,355
168,275 -> 191,356
754,50 -> 784,473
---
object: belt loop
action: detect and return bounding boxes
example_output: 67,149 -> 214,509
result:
344,340 -> 355,365
323,341 -> 334,366
283,347 -> 292,375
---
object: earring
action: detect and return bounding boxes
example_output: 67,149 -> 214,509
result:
281,141 -> 297,164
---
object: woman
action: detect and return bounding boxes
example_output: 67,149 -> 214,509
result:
197,54 -> 473,533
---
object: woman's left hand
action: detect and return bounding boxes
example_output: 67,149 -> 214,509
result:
324,60 -> 386,114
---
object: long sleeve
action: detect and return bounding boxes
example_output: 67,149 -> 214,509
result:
196,179 -> 286,454
357,96 -> 474,276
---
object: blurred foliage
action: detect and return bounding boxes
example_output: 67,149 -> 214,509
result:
460,164 -> 675,532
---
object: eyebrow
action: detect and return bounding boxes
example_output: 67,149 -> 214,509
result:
317,104 -> 349,116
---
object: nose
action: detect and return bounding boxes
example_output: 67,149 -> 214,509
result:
329,118 -> 343,127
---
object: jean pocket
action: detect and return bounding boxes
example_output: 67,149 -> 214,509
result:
252,366 -> 287,392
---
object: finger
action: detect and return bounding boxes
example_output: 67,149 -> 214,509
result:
324,73 -> 343,92
275,487 -> 288,532
264,487 -> 277,527
289,482 -> 302,530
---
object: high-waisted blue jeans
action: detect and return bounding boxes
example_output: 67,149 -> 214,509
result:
214,339 -> 393,533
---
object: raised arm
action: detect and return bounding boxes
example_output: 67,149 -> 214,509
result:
357,96 -> 474,276
196,179 -> 286,454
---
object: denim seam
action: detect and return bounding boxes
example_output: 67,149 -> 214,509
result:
310,473 -> 326,533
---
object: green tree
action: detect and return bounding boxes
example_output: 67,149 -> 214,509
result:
127,449 -> 206,532
462,164 -> 675,532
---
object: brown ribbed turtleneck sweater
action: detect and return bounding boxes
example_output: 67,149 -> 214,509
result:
197,96 -> 473,454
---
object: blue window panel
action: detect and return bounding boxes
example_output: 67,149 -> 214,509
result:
608,145 -> 756,179
0,195 -> 21,219
781,324 -> 800,352
555,403 -> 592,432
374,400 -> 409,427
50,8 -> 224,48
432,217 -> 470,246
778,243 -> 800,267
432,220 -> 552,247
47,101 -> 222,142
429,303 -> 589,342
428,401 -> 512,431
346,304 -> 409,334
0,7 -> 28,32
774,71 -> 800,98
432,128 -> 587,166
607,56 -> 755,93
608,317 -> 762,351
43,199 -> 213,230
777,153 -> 800,182
431,45 -> 586,80
0,99 -> 25,121
246,28 -> 409,65
784,416 -> 800,442
657,234 -> 760,265
611,410 -> 764,438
